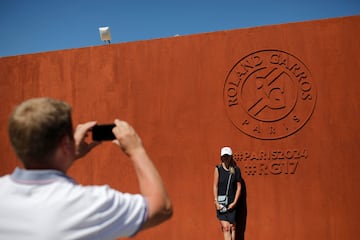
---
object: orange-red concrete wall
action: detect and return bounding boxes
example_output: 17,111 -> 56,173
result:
1,15 -> 359,240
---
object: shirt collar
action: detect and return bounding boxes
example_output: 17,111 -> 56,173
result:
10,167 -> 76,184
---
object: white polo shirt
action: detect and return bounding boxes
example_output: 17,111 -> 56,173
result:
0,168 -> 148,240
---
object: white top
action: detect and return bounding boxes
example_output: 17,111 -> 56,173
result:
0,168 -> 148,240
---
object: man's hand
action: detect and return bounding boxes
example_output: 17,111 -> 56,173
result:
111,119 -> 143,156
74,121 -> 101,159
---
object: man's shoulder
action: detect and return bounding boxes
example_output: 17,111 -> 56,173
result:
0,174 -> 11,187
0,174 -> 10,180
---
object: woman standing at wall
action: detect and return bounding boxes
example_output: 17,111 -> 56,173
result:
213,147 -> 241,240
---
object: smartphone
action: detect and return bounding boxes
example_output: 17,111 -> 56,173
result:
92,124 -> 116,141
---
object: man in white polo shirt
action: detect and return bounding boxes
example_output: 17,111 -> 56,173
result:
0,97 -> 173,240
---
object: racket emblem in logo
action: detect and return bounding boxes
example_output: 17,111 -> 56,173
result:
224,50 -> 316,140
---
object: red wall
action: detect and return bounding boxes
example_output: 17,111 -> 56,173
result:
1,15 -> 360,240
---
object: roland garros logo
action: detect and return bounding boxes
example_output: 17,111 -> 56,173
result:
224,50 -> 317,140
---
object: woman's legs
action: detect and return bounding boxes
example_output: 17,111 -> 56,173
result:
220,220 -> 236,240
230,224 -> 236,240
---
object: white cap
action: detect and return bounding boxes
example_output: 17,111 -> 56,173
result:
221,147 -> 233,156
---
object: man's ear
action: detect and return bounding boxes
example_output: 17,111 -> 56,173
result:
59,134 -> 73,154
53,134 -> 75,173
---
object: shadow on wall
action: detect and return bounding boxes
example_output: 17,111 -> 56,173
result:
236,177 -> 247,240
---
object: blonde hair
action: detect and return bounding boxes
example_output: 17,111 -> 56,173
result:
8,98 -> 73,166
229,166 -> 235,174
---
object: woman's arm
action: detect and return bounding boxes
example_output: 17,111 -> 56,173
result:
228,166 -> 241,210
228,181 -> 241,210
213,167 -> 220,210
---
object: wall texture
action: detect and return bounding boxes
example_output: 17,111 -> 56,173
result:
1,15 -> 359,240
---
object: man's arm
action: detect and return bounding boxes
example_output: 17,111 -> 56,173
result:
112,119 -> 173,229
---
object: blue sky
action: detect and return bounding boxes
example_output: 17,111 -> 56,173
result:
1,0 -> 359,57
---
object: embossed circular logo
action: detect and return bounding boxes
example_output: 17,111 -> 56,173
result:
223,50 -> 317,140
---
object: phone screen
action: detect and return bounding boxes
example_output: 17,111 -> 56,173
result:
92,124 -> 116,141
